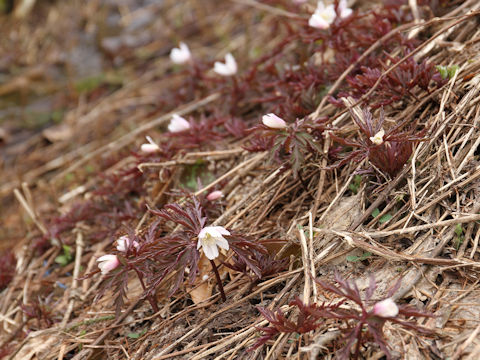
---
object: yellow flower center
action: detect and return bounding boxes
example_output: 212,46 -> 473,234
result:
202,233 -> 217,246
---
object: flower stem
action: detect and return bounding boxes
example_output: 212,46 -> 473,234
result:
209,259 -> 226,302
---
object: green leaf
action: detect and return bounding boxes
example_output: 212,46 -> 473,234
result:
63,245 -> 71,256
379,214 -> 392,224
447,65 -> 459,79
54,255 -> 69,266
436,65 -> 459,80
51,109 -> 65,124
347,252 -> 372,262
436,65 -> 448,80
64,173 -> 75,183
55,245 -> 73,266
127,329 -> 147,339
348,175 -> 362,194
371,208 -> 380,218
74,75 -> 105,94
454,224 -> 463,237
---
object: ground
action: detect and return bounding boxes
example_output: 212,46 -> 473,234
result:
1,0 -> 480,359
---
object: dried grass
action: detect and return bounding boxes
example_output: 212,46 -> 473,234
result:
1,0 -> 480,359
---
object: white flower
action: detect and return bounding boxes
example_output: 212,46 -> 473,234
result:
338,0 -> 353,18
373,298 -> 399,318
197,226 -> 230,260
168,114 -> 191,133
116,236 -> 139,252
170,42 -> 191,64
206,190 -> 223,201
308,1 -> 336,29
262,113 -> 287,129
213,53 -> 237,76
369,128 -> 385,145
140,135 -> 160,153
96,254 -> 120,275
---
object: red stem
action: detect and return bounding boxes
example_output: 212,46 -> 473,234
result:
209,259 -> 226,302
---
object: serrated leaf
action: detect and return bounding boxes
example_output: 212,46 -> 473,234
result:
447,65 -> 459,79
436,65 -> 448,80
371,208 -> 380,218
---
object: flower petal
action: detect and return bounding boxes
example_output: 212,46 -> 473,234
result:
97,254 -> 116,262
198,227 -> 208,240
215,237 -> 230,251
309,13 -> 330,29
203,244 -> 219,260
205,227 -> 223,238
211,226 -> 230,236
225,53 -> 237,73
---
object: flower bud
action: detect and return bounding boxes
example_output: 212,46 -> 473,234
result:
213,53 -> 237,76
141,135 -> 160,153
206,190 -> 223,201
116,236 -> 139,252
96,254 -> 120,275
170,42 -> 191,64
262,113 -> 287,129
168,114 -> 191,133
373,298 -> 399,318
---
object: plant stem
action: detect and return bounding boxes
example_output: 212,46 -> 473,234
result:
209,259 -> 226,302
134,268 -> 159,312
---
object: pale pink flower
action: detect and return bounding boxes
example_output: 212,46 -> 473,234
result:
373,298 -> 399,318
262,113 -> 287,129
168,114 -> 191,133
369,128 -> 385,145
338,0 -> 353,18
206,190 -> 223,201
308,1 -> 336,29
116,236 -> 139,252
170,42 -> 191,64
213,53 -> 237,76
197,226 -> 230,260
96,254 -> 120,275
140,135 -> 160,153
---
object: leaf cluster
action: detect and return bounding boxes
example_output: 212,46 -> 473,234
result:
337,57 -> 444,109
245,119 -> 325,177
86,197 -> 269,314
254,273 -> 433,359
330,105 -> 425,177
